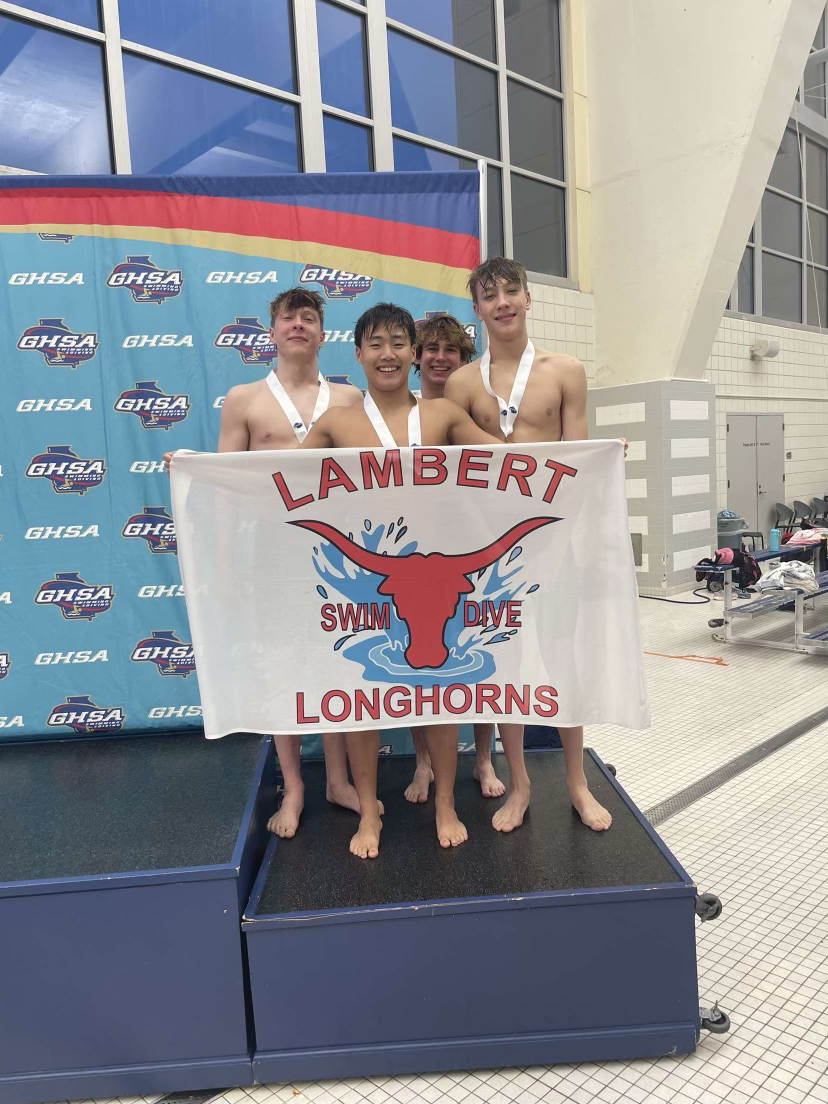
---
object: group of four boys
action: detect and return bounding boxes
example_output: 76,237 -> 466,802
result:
167,256 -> 613,860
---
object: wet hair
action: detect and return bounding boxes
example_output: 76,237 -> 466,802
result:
354,302 -> 416,347
414,314 -> 476,369
268,287 -> 325,328
467,256 -> 528,302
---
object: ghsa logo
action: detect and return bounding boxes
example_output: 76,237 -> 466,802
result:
26,444 -> 106,494
38,232 -> 74,243
35,572 -> 114,620
214,317 -> 276,366
47,695 -> 125,734
17,318 -> 98,367
114,380 -> 190,429
107,255 -> 183,304
122,505 -> 177,555
299,264 -> 373,301
0,652 -> 9,680
131,630 -> 195,677
415,310 -> 478,345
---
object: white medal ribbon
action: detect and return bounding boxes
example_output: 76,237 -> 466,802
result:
480,341 -> 535,438
266,370 -> 330,442
363,392 -> 421,448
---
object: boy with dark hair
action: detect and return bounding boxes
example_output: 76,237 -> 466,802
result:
301,302 -> 501,859
165,287 -> 366,840
445,257 -> 613,836
403,313 -> 506,804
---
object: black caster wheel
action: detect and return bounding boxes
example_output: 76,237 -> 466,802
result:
708,618 -> 724,628
695,892 -> 722,921
700,1003 -> 730,1035
604,763 -> 617,777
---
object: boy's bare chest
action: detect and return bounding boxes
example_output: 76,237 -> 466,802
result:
470,371 -> 564,442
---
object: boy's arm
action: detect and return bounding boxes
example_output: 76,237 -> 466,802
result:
164,386 -> 251,472
444,368 -> 473,412
298,409 -> 338,449
560,359 -> 588,441
443,400 -> 502,446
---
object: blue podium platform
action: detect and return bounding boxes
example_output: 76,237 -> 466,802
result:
0,731 -> 276,1104
244,749 -> 701,1083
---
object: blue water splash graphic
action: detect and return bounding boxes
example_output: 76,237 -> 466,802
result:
310,517 -> 542,687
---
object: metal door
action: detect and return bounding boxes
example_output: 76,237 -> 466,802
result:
756,414 -> 784,535
726,414 -> 759,530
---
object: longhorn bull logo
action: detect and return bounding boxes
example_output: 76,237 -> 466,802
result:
291,517 -> 559,669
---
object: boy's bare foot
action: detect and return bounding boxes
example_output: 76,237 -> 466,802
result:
492,782 -> 530,832
473,760 -> 505,798
350,813 -> 382,859
436,797 -> 468,848
568,779 -> 612,830
404,765 -> 433,803
267,786 -> 304,838
326,780 -> 384,817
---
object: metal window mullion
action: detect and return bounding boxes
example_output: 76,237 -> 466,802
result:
755,200 -> 763,317
493,0 -> 512,256
366,0 -> 393,168
100,0 -> 131,173
323,0 -> 366,14
477,159 -> 488,264
323,104 -> 374,127
510,164 -> 565,188
391,125 -> 502,166
120,39 -> 302,102
293,0 -> 325,171
385,17 -> 498,71
0,0 -> 104,39
504,69 -> 563,100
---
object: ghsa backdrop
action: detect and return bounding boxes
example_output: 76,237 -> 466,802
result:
0,171 -> 480,748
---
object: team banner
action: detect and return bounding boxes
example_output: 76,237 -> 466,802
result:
0,172 -> 479,741
171,441 -> 650,737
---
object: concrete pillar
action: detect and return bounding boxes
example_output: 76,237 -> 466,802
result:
586,0 -> 823,388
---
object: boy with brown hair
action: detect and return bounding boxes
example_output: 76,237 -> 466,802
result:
402,313 -> 506,804
300,302 -> 502,859
165,286 -> 369,839
445,257 -> 613,836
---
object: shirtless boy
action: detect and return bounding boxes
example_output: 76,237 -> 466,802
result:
444,257 -> 613,836
166,286 -> 371,839
403,314 -> 505,805
300,303 -> 502,859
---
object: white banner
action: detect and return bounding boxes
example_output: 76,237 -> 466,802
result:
171,441 -> 650,737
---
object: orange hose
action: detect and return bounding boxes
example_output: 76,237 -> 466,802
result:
644,651 -> 728,666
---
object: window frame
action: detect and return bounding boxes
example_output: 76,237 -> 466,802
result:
0,0 -> 571,278
728,122 -> 828,330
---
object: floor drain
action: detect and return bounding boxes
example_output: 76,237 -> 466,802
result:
644,703 -> 828,826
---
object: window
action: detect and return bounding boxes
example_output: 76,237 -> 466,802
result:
118,0 -> 296,92
15,1 -> 99,30
511,173 -> 565,276
387,0 -> 567,276
0,15 -> 110,173
324,115 -> 373,172
3,0 -> 569,276
386,0 -> 495,62
505,0 -> 561,90
388,30 -> 499,158
802,10 -> 826,117
317,1 -> 369,117
123,55 -> 300,174
730,126 -> 828,326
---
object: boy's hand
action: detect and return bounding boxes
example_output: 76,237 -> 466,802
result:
620,437 -> 628,457
163,450 -> 175,475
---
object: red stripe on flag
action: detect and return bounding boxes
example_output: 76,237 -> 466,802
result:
0,188 -> 479,270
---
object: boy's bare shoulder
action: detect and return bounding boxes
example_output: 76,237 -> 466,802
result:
223,378 -> 266,407
328,381 -> 364,406
533,346 -> 585,378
